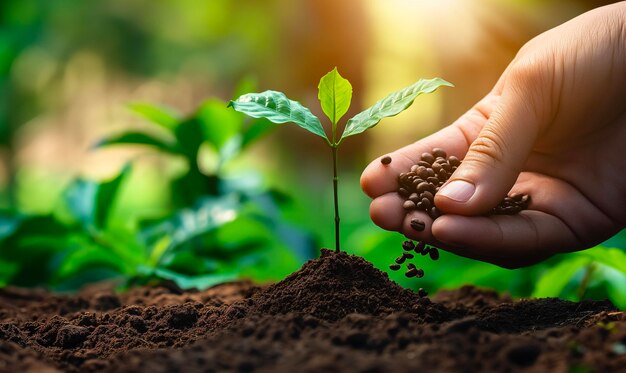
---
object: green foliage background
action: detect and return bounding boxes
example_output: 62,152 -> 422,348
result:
0,0 -> 624,308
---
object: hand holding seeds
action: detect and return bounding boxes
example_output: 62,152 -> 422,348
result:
362,2 -> 626,268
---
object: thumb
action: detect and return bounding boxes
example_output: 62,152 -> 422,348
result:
435,77 -> 542,215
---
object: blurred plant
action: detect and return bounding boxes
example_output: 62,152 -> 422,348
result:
230,67 -> 452,252
0,85 -> 313,290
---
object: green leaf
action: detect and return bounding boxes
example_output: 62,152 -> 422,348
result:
94,132 -> 178,154
229,91 -> 328,143
195,99 -> 242,151
64,165 -> 132,229
128,102 -> 181,131
151,267 -> 238,290
532,256 -> 589,298
341,77 -> 453,141
576,246 -> 626,275
318,67 -> 352,126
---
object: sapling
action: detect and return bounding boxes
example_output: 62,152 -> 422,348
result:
229,67 -> 452,252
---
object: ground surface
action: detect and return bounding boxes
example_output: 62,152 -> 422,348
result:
0,249 -> 625,372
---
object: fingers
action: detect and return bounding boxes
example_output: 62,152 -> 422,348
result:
361,94 -> 498,199
436,66 -> 546,215
431,211 -> 579,269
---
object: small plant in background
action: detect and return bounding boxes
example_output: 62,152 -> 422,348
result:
229,67 -> 453,252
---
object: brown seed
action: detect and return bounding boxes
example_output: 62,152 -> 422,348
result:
402,240 -> 415,251
421,197 -> 431,210
403,200 -> 416,210
395,256 -> 406,264
417,182 -> 431,193
427,207 -> 441,219
405,268 -> 418,278
410,218 -> 425,231
432,148 -> 447,158
406,263 -> 416,270
438,169 -> 448,180
509,192 -> 521,201
398,188 -> 409,197
417,160 -> 431,168
427,168 -> 436,177
418,288 -> 428,297
381,156 -> 392,165
417,167 -> 429,179
410,165 -> 419,172
440,162 -> 451,172
427,176 -> 440,184
448,156 -> 460,167
429,247 -> 440,261
389,264 -> 401,271
409,193 -> 419,203
421,191 -> 434,202
402,252 -> 415,260
415,241 -> 426,254
416,268 -> 425,278
431,163 -> 442,173
416,202 -> 424,210
421,152 -> 435,164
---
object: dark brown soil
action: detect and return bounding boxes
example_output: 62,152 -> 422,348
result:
0,249 -> 625,372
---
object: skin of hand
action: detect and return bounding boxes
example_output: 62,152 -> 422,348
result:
360,2 -> 626,269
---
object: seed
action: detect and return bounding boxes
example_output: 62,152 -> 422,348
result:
416,202 -> 423,209
381,156 -> 392,165
403,200 -> 416,210
421,152 -> 435,164
429,247 -> 440,261
405,268 -> 418,278
398,188 -> 409,197
428,207 -> 441,219
416,268 -> 424,278
417,167 -> 429,179
448,156 -> 460,167
438,169 -> 448,180
406,263 -> 416,270
427,168 -> 436,177
410,218 -> 425,231
440,162 -> 451,172
418,288 -> 428,297
420,246 -> 430,256
509,192 -> 521,201
421,197 -> 431,210
421,191 -> 434,202
403,252 -> 414,259
415,241 -> 426,254
427,176 -> 439,184
402,240 -> 415,251
395,256 -> 406,264
432,148 -> 447,158
409,193 -> 419,203
417,160 -> 431,168
389,264 -> 401,271
417,182 -> 431,193
431,163 -> 442,173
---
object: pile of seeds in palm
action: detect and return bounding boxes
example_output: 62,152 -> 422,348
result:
380,148 -> 531,284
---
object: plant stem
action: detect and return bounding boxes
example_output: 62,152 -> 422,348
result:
331,144 -> 340,252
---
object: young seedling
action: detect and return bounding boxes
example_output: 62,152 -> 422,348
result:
229,68 -> 452,252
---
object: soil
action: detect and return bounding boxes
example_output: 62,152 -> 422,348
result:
0,249 -> 625,372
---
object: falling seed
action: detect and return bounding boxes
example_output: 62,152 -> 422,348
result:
389,264 -> 401,271
429,247 -> 440,261
406,263 -> 416,270
405,268 -> 418,278
402,240 -> 415,251
395,256 -> 407,264
414,241 -> 426,254
381,156 -> 392,165
416,268 -> 424,278
418,288 -> 428,297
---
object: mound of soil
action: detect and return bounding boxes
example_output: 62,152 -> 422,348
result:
0,249 -> 624,372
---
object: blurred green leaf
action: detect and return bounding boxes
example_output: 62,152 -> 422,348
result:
232,76 -> 258,101
241,117 -> 279,149
576,246 -> 626,275
341,77 -> 453,141
128,102 -> 181,131
95,132 -> 178,154
64,166 -> 132,230
195,99 -> 242,151
318,67 -> 352,126
532,256 -> 589,298
151,267 -> 238,290
229,90 -> 328,142
174,117 -> 205,161
54,243 -> 129,283
0,259 -> 18,286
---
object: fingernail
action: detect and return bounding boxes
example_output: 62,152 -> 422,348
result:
438,180 -> 475,203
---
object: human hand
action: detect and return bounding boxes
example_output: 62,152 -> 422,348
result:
361,2 -> 626,268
